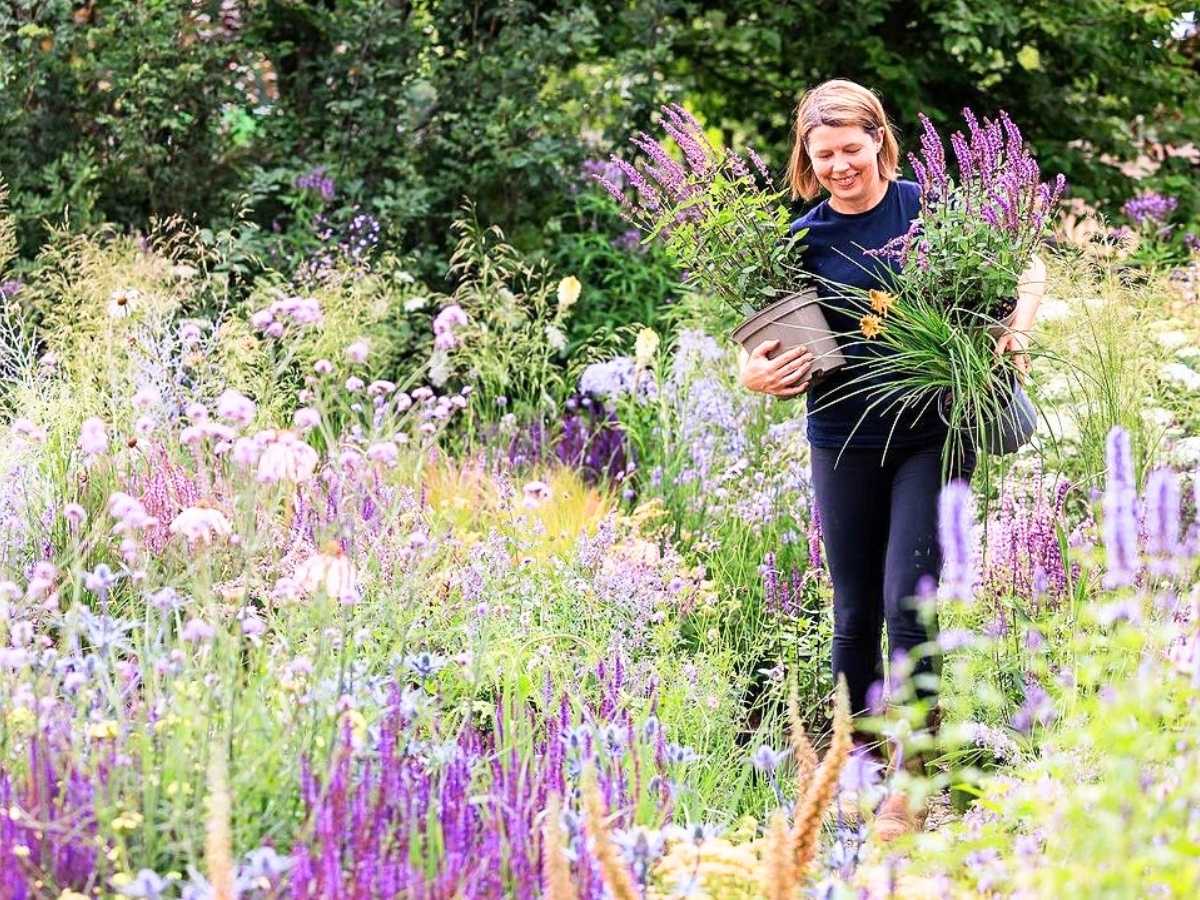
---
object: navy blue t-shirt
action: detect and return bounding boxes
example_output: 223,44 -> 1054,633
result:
790,178 -> 946,451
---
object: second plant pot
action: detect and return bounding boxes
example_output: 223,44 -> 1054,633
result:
938,370 -> 1038,456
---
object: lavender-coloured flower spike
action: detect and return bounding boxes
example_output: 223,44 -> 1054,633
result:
746,147 -> 772,185
1143,468 -> 1181,574
938,480 -> 976,601
1102,427 -> 1139,589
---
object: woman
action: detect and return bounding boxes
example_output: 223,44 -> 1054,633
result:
738,79 -> 1044,840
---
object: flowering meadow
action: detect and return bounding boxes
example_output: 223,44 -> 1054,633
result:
3,156 -> 1200,900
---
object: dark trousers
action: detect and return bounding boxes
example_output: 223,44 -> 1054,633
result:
810,441 -> 975,717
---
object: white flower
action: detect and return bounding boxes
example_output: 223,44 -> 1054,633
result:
556,275 -> 582,312
168,506 -> 233,546
1159,363 -> 1200,392
403,295 -> 428,312
545,324 -> 567,352
106,288 -> 142,318
294,546 -> 358,603
255,430 -> 318,484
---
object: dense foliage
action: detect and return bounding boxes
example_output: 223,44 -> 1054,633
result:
3,1 -> 1198,290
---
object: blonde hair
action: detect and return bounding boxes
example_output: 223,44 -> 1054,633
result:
787,79 -> 901,202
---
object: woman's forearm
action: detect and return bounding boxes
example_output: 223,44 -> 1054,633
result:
1011,253 -> 1047,332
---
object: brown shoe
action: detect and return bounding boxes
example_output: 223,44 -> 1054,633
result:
872,790 -> 927,843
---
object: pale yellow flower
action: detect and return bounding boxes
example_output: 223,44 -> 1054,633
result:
635,327 -> 660,368
556,275 -> 582,312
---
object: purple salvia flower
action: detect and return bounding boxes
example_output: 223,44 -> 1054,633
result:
592,173 -> 629,210
807,504 -> 823,572
746,146 -> 772,185
938,480 -> 976,601
610,157 -> 662,212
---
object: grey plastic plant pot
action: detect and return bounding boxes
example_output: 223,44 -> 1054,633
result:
730,287 -> 846,386
939,378 -> 1038,456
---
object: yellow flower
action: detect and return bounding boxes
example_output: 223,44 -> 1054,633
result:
88,719 -> 120,740
868,289 -> 896,315
556,275 -> 582,312
6,706 -> 35,733
860,314 -> 885,339
111,811 -> 143,832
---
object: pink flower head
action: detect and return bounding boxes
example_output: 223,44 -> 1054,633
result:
522,480 -> 553,508
345,376 -> 365,393
366,441 -> 399,467
185,402 -> 209,423
131,386 -> 160,411
181,618 -> 215,643
63,503 -> 87,529
433,304 -> 468,350
314,359 -> 334,376
367,380 -> 396,399
79,417 -> 108,457
294,544 -> 359,604
168,506 -> 233,546
106,491 -> 158,534
231,436 -> 262,468
216,389 -> 256,426
256,430 -> 319,485
179,322 -> 204,345
345,340 -> 370,364
293,407 -> 321,432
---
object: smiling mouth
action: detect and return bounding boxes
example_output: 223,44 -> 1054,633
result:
833,175 -> 857,187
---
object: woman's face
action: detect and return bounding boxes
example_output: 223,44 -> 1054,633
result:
806,124 -> 884,207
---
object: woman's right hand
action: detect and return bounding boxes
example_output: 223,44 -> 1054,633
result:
737,340 -> 814,397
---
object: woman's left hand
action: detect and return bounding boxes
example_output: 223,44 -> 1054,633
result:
994,328 -> 1032,379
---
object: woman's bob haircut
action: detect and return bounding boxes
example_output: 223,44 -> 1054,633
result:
786,79 -> 901,202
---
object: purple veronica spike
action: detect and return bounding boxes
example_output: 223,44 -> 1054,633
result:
1103,427 -> 1139,589
1143,468 -> 1181,573
938,480 -> 976,601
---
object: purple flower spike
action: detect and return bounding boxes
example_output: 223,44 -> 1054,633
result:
1102,427 -> 1139,589
938,480 -> 976,601
1143,468 -> 1181,574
